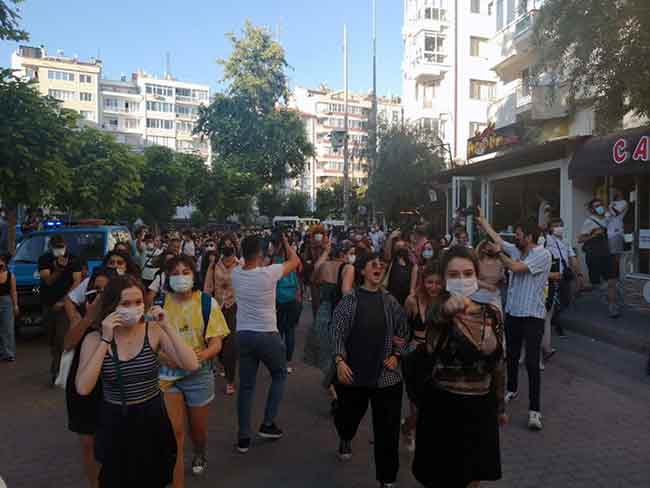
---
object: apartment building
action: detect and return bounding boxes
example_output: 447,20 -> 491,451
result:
289,86 -> 403,208
11,46 -> 210,159
402,0 -> 497,162
11,45 -> 102,124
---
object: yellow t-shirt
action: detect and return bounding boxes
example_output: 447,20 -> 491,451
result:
159,291 -> 229,389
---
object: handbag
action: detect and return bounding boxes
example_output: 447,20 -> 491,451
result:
554,240 -> 575,282
582,218 -> 610,257
54,350 -> 75,389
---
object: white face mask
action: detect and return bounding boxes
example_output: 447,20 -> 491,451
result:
314,234 -> 323,242
422,249 -> 434,259
115,268 -> 126,276
552,227 -> 564,238
52,247 -> 66,257
116,305 -> 145,327
347,255 -> 356,265
146,243 -> 155,251
537,235 -> 546,247
446,277 -> 478,298
169,275 -> 194,293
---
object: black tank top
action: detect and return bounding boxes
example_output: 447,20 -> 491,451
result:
409,296 -> 426,333
0,271 -> 11,296
388,261 -> 411,306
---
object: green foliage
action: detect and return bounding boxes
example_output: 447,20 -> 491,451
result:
534,0 -> 650,132
315,182 -> 363,222
257,188 -> 286,219
136,146 -> 192,226
55,128 -> 143,221
190,209 -> 208,228
370,122 -> 445,222
220,21 -> 289,114
0,0 -> 29,41
284,192 -> 310,217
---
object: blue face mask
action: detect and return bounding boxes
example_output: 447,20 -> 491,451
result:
595,206 -> 606,216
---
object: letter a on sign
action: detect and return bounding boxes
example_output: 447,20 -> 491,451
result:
632,136 -> 650,162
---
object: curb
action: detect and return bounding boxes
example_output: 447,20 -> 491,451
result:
557,314 -> 650,355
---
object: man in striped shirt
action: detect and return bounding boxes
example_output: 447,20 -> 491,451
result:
478,212 -> 552,431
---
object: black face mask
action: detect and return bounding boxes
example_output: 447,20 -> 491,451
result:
222,247 -> 235,258
395,249 -> 409,260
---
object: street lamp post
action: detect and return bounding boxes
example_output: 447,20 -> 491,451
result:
369,0 -> 378,225
343,24 -> 350,228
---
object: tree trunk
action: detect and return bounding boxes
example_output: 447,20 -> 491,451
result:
7,207 -> 17,255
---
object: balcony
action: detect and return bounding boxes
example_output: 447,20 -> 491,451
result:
411,54 -> 449,81
488,81 -> 532,129
490,10 -> 539,76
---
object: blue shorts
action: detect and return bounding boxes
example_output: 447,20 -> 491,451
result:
164,364 -> 215,407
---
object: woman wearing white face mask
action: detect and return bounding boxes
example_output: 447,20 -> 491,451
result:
159,255 -> 230,485
408,246 -> 507,488
75,275 -> 199,488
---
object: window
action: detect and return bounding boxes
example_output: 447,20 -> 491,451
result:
424,33 -> 447,63
470,37 -> 489,57
175,87 -> 208,101
177,121 -> 194,133
146,135 -> 176,149
48,89 -> 75,101
469,122 -> 488,137
471,0 -> 481,13
507,0 -> 516,24
48,70 -> 74,81
80,111 -> 94,120
146,118 -> 174,130
124,119 -> 140,129
521,68 -> 531,97
176,104 -> 198,117
146,101 -> 174,112
496,0 -> 504,29
392,111 -> 400,124
420,118 -> 440,136
80,74 -> 92,83
421,0 -> 447,21
104,98 -> 119,110
80,92 -> 93,102
470,80 -> 496,101
145,84 -> 174,97
418,80 -> 440,108
105,118 -> 118,129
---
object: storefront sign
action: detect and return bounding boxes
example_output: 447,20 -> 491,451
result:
640,229 -> 650,250
467,123 -> 520,159
613,136 -> 650,164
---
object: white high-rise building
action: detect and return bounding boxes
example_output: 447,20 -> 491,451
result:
402,0 -> 497,162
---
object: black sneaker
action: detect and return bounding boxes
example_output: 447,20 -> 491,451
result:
236,438 -> 251,454
338,440 -> 352,461
191,454 -> 207,476
258,423 -> 284,440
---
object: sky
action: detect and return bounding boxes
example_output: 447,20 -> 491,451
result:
1,0 -> 405,97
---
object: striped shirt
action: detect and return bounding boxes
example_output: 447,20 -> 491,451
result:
101,325 -> 161,405
503,241 -> 552,319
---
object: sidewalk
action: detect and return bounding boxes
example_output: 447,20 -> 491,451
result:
557,289 -> 650,355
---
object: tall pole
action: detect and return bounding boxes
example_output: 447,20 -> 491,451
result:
369,0 -> 378,225
343,24 -> 350,228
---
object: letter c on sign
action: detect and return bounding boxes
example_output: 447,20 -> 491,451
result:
613,138 -> 628,164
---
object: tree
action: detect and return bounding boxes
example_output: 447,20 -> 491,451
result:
220,20 -> 289,114
195,22 -> 314,192
257,188 -> 286,219
284,192 -> 310,217
370,123 -> 445,223
55,128 -> 143,221
315,182 -> 363,221
534,0 -> 650,132
135,146 -> 190,228
0,70 -> 76,251
0,0 -> 29,41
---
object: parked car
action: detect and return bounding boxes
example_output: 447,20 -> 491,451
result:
8,223 -> 133,332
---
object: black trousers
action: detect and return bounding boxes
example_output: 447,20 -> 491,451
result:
334,382 -> 403,484
219,304 -> 238,384
505,315 -> 544,412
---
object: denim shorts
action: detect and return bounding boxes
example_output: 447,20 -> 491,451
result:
164,364 -> 215,407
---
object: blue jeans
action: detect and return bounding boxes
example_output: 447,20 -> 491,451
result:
276,300 -> 302,362
0,295 -> 15,359
237,331 -> 287,440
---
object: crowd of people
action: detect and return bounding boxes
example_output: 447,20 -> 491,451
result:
0,192 -> 635,487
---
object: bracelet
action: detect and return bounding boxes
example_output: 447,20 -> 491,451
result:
101,336 -> 112,345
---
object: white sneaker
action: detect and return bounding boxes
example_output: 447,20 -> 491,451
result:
540,361 -> 545,371
528,411 -> 543,431
287,366 -> 294,374
505,391 -> 519,404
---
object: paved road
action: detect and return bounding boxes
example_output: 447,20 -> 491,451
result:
1,311 -> 650,488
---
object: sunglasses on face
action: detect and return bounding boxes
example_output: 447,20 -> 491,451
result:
368,260 -> 387,269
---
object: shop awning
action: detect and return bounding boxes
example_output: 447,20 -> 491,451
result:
569,126 -> 650,178
434,136 -> 584,184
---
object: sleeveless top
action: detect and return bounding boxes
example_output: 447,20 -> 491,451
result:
101,324 -> 161,405
0,271 -> 11,296
388,261 -> 411,306
409,296 -> 426,336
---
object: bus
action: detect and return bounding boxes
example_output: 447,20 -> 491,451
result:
272,217 -> 320,229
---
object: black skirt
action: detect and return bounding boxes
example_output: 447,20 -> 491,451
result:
95,394 -> 176,488
412,386 -> 502,488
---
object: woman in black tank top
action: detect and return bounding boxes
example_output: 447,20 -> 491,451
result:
76,275 -> 199,488
401,262 -> 443,451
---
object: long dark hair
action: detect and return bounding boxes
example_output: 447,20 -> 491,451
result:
102,250 -> 141,277
440,246 -> 480,286
96,275 -> 145,327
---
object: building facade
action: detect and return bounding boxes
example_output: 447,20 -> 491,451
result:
402,0 -> 497,162
11,45 -> 102,124
11,46 -> 210,159
289,86 -> 402,209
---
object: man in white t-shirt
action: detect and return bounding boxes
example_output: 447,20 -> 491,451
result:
231,233 -> 300,453
181,230 -> 196,257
